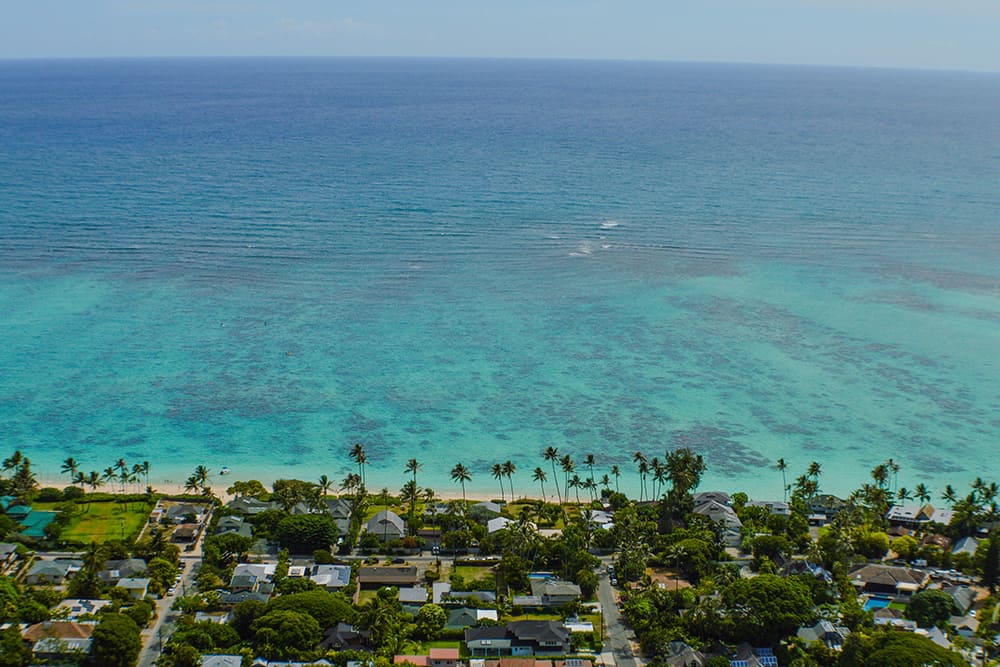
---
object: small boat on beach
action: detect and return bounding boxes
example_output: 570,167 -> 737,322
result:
220,466 -> 230,476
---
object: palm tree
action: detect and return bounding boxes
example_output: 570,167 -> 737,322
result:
532,467 -> 548,500
131,464 -> 143,494
942,484 -> 957,507
405,458 -> 422,491
633,452 -> 648,501
651,458 -> 666,499
887,458 -> 900,494
102,467 -> 117,491
611,465 -> 621,492
492,464 -> 506,502
340,472 -> 361,495
350,443 -> 367,486
400,481 -> 420,533
72,471 -> 86,488
871,464 -> 889,490
2,451 -> 23,477
914,483 -> 931,504
584,478 -> 598,502
141,460 -> 151,491
776,458 -> 788,501
193,465 -> 210,490
184,474 -> 200,494
807,461 -> 822,483
543,446 -> 562,504
502,460 -> 517,500
450,463 -> 471,511
560,455 -> 575,502
584,454 -> 596,486
569,475 -> 582,504
61,457 -> 80,486
85,472 -> 102,502
897,487 -> 912,503
318,474 -> 332,498
600,474 -> 611,492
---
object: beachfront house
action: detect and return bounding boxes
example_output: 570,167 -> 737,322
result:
886,504 -> 936,530
692,499 -> 742,547
365,510 -> 407,542
227,497 -> 277,515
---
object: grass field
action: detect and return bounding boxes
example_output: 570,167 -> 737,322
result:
452,565 -> 495,583
33,500 -> 153,544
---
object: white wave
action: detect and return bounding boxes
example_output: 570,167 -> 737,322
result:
600,220 -> 621,229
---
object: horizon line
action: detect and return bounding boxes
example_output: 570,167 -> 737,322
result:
1,54 -> 998,76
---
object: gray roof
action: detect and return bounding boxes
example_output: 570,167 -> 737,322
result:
398,587 -> 429,604
530,579 -> 582,598
952,536 -> 979,556
948,585 -> 976,614
202,656 -> 243,667
366,510 -> 405,533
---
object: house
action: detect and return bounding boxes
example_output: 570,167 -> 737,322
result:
746,500 -> 790,516
310,564 -> 351,590
395,649 -> 460,667
447,607 -> 500,630
0,542 -> 20,572
692,499 -> 743,547
951,615 -> 980,638
23,621 -> 94,663
227,497 -> 277,515
100,558 -> 147,585
324,498 -> 354,533
202,656 -> 243,667
728,644 -> 780,667
488,517 -> 515,534
528,579 -> 581,606
433,582 -> 452,604
216,515 -> 253,538
230,574 -> 259,594
418,528 -> 442,547
358,565 -> 419,588
946,585 -> 976,615
166,503 -> 207,524
797,620 -> 850,650
929,508 -> 956,525
472,501 -> 504,516
173,523 -> 200,542
448,590 -> 497,604
848,564 -> 929,596
554,661 -> 592,667
873,607 -> 917,630
664,641 -> 707,667
116,577 -> 150,599
429,647 -> 461,667
465,621 -> 572,656
24,559 -> 83,585
195,611 -> 232,624
885,504 -> 935,530
55,598 -> 112,620
952,536 -> 979,557
233,563 -> 277,582
366,510 -> 407,542
320,622 -> 371,651
399,587 -> 429,605
782,560 -> 833,585
694,491 -> 731,506
808,495 -> 849,521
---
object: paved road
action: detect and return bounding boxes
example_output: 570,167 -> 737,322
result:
597,560 -> 639,667
137,556 -> 201,667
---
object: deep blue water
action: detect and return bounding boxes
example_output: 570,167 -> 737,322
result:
1,58 -> 999,498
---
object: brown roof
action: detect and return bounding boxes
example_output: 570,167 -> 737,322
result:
850,564 -> 927,588
395,657 -> 429,666
358,565 -> 419,585
430,648 -> 460,660
23,621 -> 94,642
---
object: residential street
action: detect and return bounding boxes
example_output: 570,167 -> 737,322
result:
597,559 -> 640,667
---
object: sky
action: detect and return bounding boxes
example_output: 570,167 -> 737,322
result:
2,0 -> 999,72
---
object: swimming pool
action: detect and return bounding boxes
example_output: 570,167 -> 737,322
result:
863,596 -> 891,611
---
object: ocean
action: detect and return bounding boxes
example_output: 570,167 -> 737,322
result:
1,57 -> 998,500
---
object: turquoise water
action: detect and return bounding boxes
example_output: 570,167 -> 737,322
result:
862,597 -> 892,611
1,59 -> 999,499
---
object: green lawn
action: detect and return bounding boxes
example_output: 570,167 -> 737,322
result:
36,500 -> 153,544
452,565 -> 495,582
889,602 -> 907,611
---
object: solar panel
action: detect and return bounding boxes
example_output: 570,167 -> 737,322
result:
731,661 -> 750,667
760,657 -> 779,666
757,648 -> 774,656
